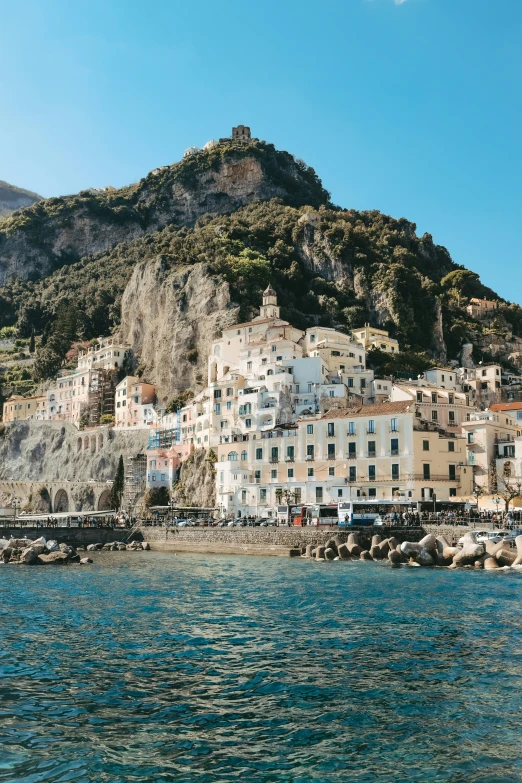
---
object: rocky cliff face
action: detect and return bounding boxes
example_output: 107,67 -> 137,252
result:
0,420 -> 148,482
171,449 -> 216,509
0,142 -> 328,285
0,180 -> 41,219
121,261 -> 240,403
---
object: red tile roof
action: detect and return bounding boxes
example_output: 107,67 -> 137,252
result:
490,402 -> 522,411
318,401 -> 413,420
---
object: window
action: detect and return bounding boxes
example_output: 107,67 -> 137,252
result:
431,393 -> 437,404
441,374 -> 445,382
360,379 -> 366,390
307,444 -> 315,459
482,369 -> 487,377
328,443 -> 336,459
271,447 -> 279,462
449,488 -> 457,497
369,465 -> 376,481
467,432 -> 474,444
391,464 -> 399,481
310,334 -> 315,342
247,362 -> 252,371
417,391 -> 423,403
307,424 -> 314,434
338,489 -> 343,498
348,442 -> 356,458
271,469 -> 277,479
367,420 -> 375,434
327,422 -> 335,437
329,390 -> 334,398
423,464 -> 431,480
245,418 -> 252,428
228,451 -> 238,461
254,470 -> 261,480
214,389 -> 222,399
431,410 -> 438,422
329,466 -> 335,476
368,440 -> 376,457
262,358 -> 267,365
308,383 -> 313,393
214,403 -> 221,414
288,468 -> 294,478
307,467 -> 314,477
316,487 -> 323,502
348,378 -> 354,388
256,447 -> 263,460
449,393 -> 454,404
391,438 -> 399,456
448,441 -> 455,452
390,418 -> 398,432
241,450 -> 247,461
368,488 -> 377,498
271,345 -> 276,352
349,466 -> 356,482
481,382 -> 488,390
449,465 -> 456,481
448,410 -> 455,423
348,422 -> 355,435
260,488 -> 267,503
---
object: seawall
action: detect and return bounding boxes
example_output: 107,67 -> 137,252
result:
140,526 -> 427,557
0,526 -> 142,546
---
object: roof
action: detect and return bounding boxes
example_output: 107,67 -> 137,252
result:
490,403 -> 522,412
264,283 -> 277,296
318,401 -> 413,421
223,317 -> 290,330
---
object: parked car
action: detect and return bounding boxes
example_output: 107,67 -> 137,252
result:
458,530 -> 489,545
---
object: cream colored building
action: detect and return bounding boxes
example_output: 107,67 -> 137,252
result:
216,401 -> 472,517
462,410 -> 521,493
466,298 -> 499,319
458,364 -> 502,409
390,383 -> 475,430
2,394 -> 47,423
351,324 -> 399,354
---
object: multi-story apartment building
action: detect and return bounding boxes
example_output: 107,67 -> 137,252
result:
458,364 -> 502,409
216,401 -> 472,518
115,377 -> 156,428
461,410 -> 521,493
390,383 -> 475,430
77,337 -> 129,372
350,324 -> 400,354
2,394 -> 47,422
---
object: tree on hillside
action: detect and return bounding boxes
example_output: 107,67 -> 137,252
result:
441,270 -> 480,307
33,301 -> 82,380
109,455 -> 125,510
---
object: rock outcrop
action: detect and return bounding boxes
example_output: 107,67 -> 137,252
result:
171,449 -> 217,509
121,262 -> 239,402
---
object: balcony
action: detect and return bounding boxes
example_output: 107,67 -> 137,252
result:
306,454 -> 315,461
367,451 -> 376,458
269,457 -> 279,464
367,429 -> 376,435
285,456 -> 295,462
345,476 -> 357,483
390,449 -> 399,456
346,452 -> 357,459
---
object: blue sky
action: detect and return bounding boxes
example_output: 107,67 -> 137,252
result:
1,0 -> 521,302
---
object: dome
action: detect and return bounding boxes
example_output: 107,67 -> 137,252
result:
263,283 -> 277,297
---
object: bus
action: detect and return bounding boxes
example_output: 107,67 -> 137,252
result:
338,500 -> 416,526
283,504 -> 339,526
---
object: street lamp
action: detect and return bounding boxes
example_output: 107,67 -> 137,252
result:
11,499 -> 20,527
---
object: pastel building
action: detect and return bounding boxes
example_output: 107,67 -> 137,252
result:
115,377 -> 156,428
2,394 -> 47,423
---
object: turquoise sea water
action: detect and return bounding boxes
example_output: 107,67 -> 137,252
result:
1,552 -> 522,782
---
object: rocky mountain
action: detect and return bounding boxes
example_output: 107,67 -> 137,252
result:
0,180 -> 41,220
0,141 -> 327,286
1,134 -> 521,406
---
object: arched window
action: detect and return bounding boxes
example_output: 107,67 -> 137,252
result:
241,450 -> 247,461
267,369 -> 273,375
228,451 -> 238,461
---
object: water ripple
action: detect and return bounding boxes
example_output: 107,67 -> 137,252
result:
1,552 -> 522,781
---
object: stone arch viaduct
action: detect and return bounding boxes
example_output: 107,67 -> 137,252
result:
0,480 -> 113,514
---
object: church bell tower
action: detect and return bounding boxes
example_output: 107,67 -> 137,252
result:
260,284 -> 280,319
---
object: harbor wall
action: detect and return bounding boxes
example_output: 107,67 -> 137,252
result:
0,526 -> 141,546
140,526 -> 427,557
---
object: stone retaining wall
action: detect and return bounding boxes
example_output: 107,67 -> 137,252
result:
141,526 -> 425,557
0,526 -> 141,546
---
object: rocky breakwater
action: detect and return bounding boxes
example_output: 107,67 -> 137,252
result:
85,540 -> 150,552
0,536 -> 91,566
303,531 -> 522,571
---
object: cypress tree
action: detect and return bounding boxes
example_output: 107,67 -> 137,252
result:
29,329 -> 35,353
109,455 -> 125,510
